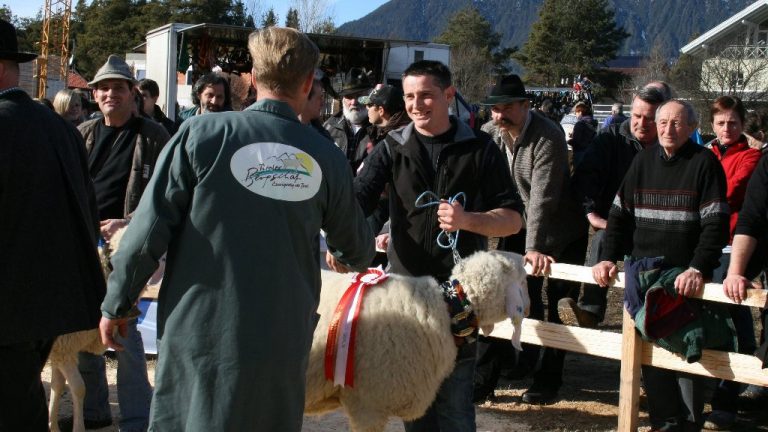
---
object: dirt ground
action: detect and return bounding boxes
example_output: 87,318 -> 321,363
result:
41,286 -> 768,431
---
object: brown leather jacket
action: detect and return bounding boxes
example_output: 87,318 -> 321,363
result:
78,115 -> 170,217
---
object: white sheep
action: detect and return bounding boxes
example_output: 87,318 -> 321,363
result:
304,250 -> 528,432
48,228 -> 129,432
48,329 -> 107,432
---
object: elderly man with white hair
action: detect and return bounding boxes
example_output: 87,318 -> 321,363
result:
593,99 -> 730,432
324,67 -> 373,173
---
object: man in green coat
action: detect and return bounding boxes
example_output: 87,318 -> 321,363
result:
99,27 -> 375,431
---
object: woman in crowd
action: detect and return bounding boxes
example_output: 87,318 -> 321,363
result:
53,88 -> 84,125
704,95 -> 762,431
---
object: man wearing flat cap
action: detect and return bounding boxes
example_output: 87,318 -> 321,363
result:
0,19 -> 105,431
324,67 -> 373,172
73,54 -> 170,432
475,74 -> 587,405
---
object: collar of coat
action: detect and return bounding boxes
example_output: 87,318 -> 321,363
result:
246,98 -> 301,122
387,116 -> 476,147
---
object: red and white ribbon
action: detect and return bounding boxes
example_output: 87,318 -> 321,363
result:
324,268 -> 388,387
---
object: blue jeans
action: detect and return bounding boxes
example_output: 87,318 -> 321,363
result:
79,320 -> 152,432
404,341 -> 477,432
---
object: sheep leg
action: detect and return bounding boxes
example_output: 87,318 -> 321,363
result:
48,364 -> 66,432
59,361 -> 87,432
348,413 -> 387,432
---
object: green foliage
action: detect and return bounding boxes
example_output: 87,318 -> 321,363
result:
516,0 -> 628,86
1,4 -> 11,21
285,8 -> 299,29
2,4 -> 42,53
668,53 -> 703,93
433,6 -> 517,102
261,7 -> 278,27
434,7 -> 499,52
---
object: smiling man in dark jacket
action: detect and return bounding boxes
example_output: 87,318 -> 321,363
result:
339,60 -> 523,432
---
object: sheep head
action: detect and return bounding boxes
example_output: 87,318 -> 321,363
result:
450,250 -> 528,328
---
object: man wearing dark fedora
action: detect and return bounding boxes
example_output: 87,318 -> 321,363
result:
0,19 -> 106,431
324,67 -> 373,173
475,74 -> 587,405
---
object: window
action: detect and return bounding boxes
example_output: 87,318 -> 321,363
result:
414,50 -> 424,62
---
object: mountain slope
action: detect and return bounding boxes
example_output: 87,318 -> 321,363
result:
337,0 -> 755,57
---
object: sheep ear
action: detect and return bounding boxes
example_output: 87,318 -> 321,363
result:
480,324 -> 494,336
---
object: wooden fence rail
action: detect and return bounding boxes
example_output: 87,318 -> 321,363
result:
487,262 -> 768,431
140,261 -> 767,430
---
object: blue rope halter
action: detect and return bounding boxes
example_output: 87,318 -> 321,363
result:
414,191 -> 467,265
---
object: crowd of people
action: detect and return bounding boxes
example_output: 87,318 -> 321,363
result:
4,16 -> 768,432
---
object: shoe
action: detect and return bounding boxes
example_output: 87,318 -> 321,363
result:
57,416 -> 113,431
739,385 -> 768,412
703,410 -> 736,430
557,298 -> 598,328
473,386 -> 496,404
521,383 -> 559,405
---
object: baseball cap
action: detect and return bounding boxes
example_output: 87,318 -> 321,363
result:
358,84 -> 404,114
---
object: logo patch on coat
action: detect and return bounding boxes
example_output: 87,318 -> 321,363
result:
230,142 -> 322,201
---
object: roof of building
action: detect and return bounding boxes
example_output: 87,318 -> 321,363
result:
681,0 -> 768,56
67,70 -> 89,89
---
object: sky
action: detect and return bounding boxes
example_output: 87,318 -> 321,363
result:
4,0 -> 388,26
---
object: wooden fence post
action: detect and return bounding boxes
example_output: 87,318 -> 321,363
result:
618,308 -> 642,432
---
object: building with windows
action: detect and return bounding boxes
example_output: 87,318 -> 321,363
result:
681,0 -> 768,98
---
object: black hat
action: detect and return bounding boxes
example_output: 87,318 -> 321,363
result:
338,67 -> 371,97
0,19 -> 37,63
480,74 -> 528,105
314,68 -> 338,99
358,85 -> 404,114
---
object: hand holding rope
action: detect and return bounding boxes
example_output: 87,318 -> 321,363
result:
415,191 -> 467,264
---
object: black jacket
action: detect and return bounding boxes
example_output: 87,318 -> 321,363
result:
324,113 -> 371,173
734,153 -> 768,278
152,104 -> 177,136
355,118 -> 523,280
0,89 -> 106,345
572,119 -> 646,219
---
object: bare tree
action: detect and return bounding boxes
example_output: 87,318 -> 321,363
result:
244,0 -> 263,28
698,46 -> 768,103
290,0 -> 335,33
450,44 -> 494,104
632,41 -> 670,90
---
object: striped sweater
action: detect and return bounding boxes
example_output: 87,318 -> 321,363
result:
600,140 -> 730,278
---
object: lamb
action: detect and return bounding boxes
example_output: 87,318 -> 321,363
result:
304,249 -> 528,432
48,329 -> 107,432
47,227 -> 128,432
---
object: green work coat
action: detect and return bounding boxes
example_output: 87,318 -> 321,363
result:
101,99 -> 375,431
